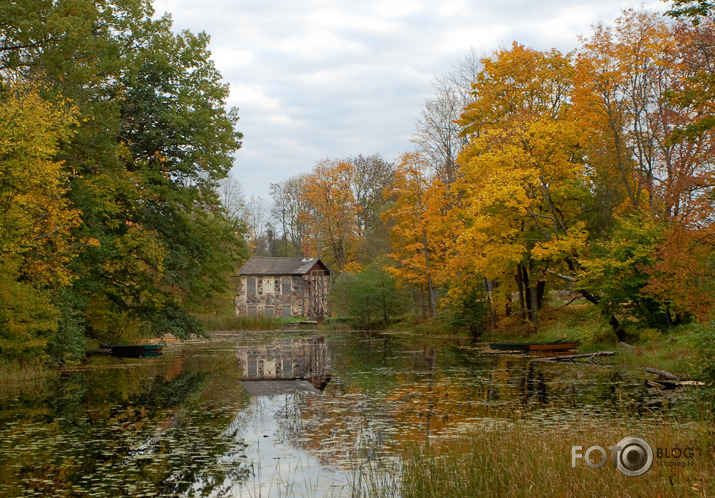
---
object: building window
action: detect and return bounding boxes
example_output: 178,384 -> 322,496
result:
247,306 -> 257,316
264,278 -> 274,295
282,306 -> 292,318
282,278 -> 292,294
246,278 -> 256,296
264,306 -> 274,318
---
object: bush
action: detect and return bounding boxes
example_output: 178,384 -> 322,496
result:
441,279 -> 490,338
331,257 -> 408,329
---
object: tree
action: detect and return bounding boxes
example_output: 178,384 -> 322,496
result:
332,256 -> 406,329
573,9 -> 715,326
384,153 -> 457,316
243,195 -> 270,254
666,0 -> 715,23
0,82 -> 81,358
301,160 -> 359,272
270,174 -> 309,256
456,43 -> 584,326
412,48 -> 482,185
350,153 -> 394,239
217,176 -> 248,227
0,0 -> 245,346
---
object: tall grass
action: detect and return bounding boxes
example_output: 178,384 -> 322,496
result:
0,359 -> 59,399
197,314 -> 282,332
400,421 -> 714,497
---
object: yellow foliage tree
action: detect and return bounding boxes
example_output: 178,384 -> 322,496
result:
456,44 -> 587,325
0,82 -> 80,357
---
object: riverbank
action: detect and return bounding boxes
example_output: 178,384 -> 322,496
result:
478,305 -> 712,381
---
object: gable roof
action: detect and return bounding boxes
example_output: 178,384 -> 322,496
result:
237,257 -> 330,276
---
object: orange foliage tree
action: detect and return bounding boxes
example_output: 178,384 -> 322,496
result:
574,10 -> 715,323
383,153 -> 457,316
301,160 -> 359,273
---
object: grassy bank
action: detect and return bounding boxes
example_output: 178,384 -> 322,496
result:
399,420 -> 714,497
0,359 -> 59,385
472,303 -> 712,379
196,313 -> 283,331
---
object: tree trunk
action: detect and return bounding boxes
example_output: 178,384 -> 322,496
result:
485,277 -> 498,328
529,282 -> 539,326
578,289 -> 626,342
536,280 -> 546,310
422,231 -> 437,317
515,265 -> 527,320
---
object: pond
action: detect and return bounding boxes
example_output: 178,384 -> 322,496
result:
0,331 -> 697,497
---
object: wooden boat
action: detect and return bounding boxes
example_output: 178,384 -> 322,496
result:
100,344 -> 163,358
489,340 -> 580,353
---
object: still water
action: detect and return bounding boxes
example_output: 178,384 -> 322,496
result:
0,331 -> 695,496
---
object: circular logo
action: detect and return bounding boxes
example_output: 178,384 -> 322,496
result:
615,436 -> 654,477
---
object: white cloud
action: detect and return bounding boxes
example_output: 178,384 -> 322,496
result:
153,0 -> 668,199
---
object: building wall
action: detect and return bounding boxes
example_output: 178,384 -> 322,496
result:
235,275 -> 305,318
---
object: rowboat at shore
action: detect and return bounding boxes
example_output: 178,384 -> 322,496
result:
90,344 -> 163,358
488,340 -> 580,353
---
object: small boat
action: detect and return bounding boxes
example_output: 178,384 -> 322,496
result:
100,344 -> 163,358
488,340 -> 580,353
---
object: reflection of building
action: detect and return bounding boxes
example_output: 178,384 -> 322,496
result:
234,257 -> 330,320
237,336 -> 330,391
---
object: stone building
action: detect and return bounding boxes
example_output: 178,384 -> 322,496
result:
235,257 -> 330,320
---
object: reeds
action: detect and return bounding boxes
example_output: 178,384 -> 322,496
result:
197,314 -> 282,332
400,420 -> 714,497
0,359 -> 57,384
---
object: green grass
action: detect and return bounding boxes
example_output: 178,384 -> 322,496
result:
479,304 -> 713,380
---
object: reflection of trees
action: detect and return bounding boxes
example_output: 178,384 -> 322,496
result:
0,356 -> 251,497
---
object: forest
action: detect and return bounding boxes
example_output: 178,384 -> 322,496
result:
0,1 -> 713,365
254,8 -> 714,340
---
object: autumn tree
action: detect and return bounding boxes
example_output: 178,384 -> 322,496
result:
0,83 -> 81,358
299,154 -> 394,271
383,153 -> 457,316
301,160 -> 359,273
574,10 -> 715,325
456,43 -> 584,326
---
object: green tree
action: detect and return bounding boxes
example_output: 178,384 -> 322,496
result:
333,257 -> 405,328
0,0 -> 245,349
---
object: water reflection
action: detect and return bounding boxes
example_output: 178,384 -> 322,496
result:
232,337 -> 358,496
0,347 -> 250,497
237,336 -> 331,391
0,332 -> 700,497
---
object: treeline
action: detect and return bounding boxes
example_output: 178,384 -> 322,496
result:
251,7 -> 714,335
0,0 -> 246,363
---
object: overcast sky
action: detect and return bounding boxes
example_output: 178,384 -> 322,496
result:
152,0 -> 666,199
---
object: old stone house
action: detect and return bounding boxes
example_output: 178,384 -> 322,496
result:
235,257 -> 331,320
